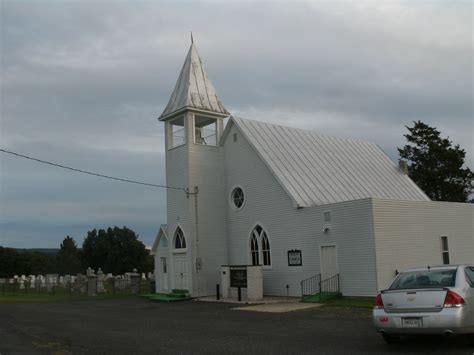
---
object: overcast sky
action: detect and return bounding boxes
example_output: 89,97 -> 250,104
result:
1,1 -> 472,249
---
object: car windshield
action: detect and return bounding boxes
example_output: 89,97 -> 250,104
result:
389,269 -> 457,290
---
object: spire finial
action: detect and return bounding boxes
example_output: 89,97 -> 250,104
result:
190,31 -> 194,44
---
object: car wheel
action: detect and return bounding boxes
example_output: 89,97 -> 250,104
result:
381,333 -> 399,344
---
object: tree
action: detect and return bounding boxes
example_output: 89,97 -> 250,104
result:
0,247 -> 20,277
56,236 -> 82,275
398,121 -> 473,202
0,247 -> 56,277
81,226 -> 151,274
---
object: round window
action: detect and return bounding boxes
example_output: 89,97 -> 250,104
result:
231,187 -> 245,209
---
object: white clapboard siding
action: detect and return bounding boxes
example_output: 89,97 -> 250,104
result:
161,110 -> 229,297
223,124 -> 378,297
187,114 -> 228,296
164,115 -> 195,293
372,199 -> 474,291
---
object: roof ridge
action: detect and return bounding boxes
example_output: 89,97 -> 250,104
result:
232,116 -> 377,146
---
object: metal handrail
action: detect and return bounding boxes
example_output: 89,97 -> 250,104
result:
300,273 -> 321,299
319,273 -> 340,302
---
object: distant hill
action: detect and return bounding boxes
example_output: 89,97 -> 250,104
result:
15,248 -> 60,256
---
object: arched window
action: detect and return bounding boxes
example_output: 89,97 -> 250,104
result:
250,232 -> 259,266
174,227 -> 186,249
249,225 -> 271,266
261,232 -> 271,266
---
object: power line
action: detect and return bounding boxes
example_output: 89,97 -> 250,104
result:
0,148 -> 186,192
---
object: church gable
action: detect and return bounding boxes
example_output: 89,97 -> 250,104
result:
222,117 -> 430,207
151,225 -> 168,255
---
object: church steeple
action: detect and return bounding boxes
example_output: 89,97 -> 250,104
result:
159,43 -> 229,121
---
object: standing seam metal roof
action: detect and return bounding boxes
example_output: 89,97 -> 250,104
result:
159,43 -> 229,120
228,117 -> 430,207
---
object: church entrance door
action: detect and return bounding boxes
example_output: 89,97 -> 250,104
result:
320,245 -> 338,280
173,254 -> 189,290
160,257 -> 169,291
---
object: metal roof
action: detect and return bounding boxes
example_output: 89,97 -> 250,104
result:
228,117 -> 430,207
159,43 -> 229,121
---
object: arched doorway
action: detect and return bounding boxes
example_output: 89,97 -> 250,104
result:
173,227 -> 189,290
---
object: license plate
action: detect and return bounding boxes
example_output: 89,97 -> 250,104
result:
402,317 -> 422,328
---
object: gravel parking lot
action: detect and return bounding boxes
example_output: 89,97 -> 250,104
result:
0,297 -> 471,354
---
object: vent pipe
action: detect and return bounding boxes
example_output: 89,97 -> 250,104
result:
399,160 -> 409,174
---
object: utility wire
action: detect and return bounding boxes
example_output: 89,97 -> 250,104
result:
0,148 -> 186,192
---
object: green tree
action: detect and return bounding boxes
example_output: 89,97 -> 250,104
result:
398,121 -> 473,202
22,251 -> 56,275
81,226 -> 151,274
0,247 -> 20,277
0,247 -> 56,277
56,236 -> 82,275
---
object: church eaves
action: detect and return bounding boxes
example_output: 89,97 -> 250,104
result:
159,43 -> 229,121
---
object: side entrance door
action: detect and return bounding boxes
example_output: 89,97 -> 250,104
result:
160,257 -> 169,291
320,245 -> 338,280
173,254 -> 189,291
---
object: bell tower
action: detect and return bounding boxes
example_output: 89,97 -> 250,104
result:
158,42 -> 229,296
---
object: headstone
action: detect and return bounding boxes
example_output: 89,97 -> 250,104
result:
29,275 -> 36,289
35,276 -> 42,290
46,276 -> 53,292
46,274 -> 58,285
97,268 -> 105,293
87,275 -> 98,296
73,274 -> 86,293
129,270 -> 141,295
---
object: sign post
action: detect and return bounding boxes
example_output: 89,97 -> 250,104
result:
221,265 -> 262,301
230,266 -> 247,288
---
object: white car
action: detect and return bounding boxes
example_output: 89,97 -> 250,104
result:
373,264 -> 474,344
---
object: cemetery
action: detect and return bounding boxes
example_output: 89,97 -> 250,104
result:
0,268 -> 155,302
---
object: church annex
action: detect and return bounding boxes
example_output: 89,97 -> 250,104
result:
151,43 -> 474,298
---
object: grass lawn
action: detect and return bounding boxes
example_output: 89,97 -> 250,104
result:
322,296 -> 375,308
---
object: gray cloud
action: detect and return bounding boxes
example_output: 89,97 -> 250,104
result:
1,1 -> 472,248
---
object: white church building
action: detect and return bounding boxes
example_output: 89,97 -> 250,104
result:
151,43 -> 474,298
